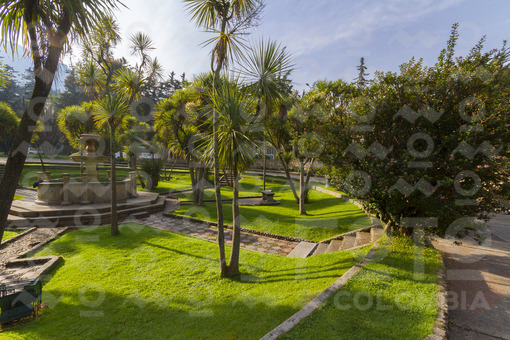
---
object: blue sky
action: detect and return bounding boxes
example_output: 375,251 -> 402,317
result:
98,0 -> 509,90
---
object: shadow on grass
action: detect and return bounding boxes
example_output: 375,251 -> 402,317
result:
2,288 -> 300,339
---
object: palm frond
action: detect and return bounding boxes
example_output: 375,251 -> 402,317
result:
92,94 -> 130,130
238,38 -> 294,114
0,0 -> 125,56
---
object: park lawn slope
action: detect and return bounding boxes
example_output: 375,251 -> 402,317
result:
282,236 -> 442,340
1,223 -> 370,340
174,187 -> 371,242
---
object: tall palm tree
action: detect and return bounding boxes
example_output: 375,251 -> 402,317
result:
0,0 -> 123,242
183,0 -> 263,277
210,80 -> 260,276
239,38 -> 293,190
92,94 -> 130,236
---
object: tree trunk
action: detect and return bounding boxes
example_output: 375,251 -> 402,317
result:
110,127 -> 119,236
262,135 -> 267,191
299,159 -> 306,215
0,42 -> 64,241
189,164 -> 197,204
36,144 -> 46,172
213,51 -> 227,277
278,153 -> 299,203
162,146 -> 168,180
303,158 -> 315,203
196,166 -> 207,206
167,156 -> 177,181
227,166 -> 240,277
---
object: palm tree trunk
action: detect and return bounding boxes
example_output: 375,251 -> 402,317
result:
278,153 -> 299,203
196,166 -> 206,206
299,158 -> 306,215
227,166 -> 241,277
36,144 -> 46,172
0,42 -> 64,241
167,156 -> 177,181
262,135 -> 267,191
189,164 -> 197,204
110,126 -> 119,236
303,158 -> 315,203
213,58 -> 227,277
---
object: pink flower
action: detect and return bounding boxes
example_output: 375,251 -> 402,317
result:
477,165 -> 482,168
381,130 -> 386,134
484,165 -> 489,168
440,196 -> 445,200
505,124 -> 510,127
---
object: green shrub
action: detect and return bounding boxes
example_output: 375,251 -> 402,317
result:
140,159 -> 163,189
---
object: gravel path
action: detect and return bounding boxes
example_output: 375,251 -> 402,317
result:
0,227 -> 66,267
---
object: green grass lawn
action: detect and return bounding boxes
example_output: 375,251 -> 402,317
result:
2,229 -> 23,242
0,224 -> 369,339
174,175 -> 371,242
140,170 -> 194,194
282,236 -> 442,339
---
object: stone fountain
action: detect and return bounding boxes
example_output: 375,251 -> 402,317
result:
35,134 -> 138,206
70,134 -> 109,182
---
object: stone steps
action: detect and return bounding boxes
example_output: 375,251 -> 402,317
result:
287,241 -> 317,258
308,226 -> 385,257
7,193 -> 164,228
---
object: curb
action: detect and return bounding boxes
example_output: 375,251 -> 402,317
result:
426,239 -> 449,340
164,213 -> 313,243
318,223 -> 381,244
260,239 -> 382,339
15,227 -> 70,259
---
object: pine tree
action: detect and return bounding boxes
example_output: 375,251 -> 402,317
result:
354,57 -> 369,88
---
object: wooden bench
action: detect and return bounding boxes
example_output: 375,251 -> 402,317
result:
261,190 -> 275,202
0,278 -> 42,325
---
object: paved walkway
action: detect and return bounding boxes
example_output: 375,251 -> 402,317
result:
431,214 -> 510,340
124,199 -> 300,256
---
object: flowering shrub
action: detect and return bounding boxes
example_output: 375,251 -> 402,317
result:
320,25 -> 509,235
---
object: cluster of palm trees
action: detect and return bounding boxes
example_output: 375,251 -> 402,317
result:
0,0 -> 300,278
180,0 -> 298,277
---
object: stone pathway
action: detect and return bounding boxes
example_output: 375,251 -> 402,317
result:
0,227 -> 66,267
124,198 -> 299,256
431,214 -> 510,340
15,187 -> 37,199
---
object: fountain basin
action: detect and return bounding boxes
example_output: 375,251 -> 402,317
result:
36,175 -> 137,205
35,134 -> 138,206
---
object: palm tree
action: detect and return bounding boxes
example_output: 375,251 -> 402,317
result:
239,38 -> 293,190
92,94 -> 130,236
209,80 -> 260,276
183,0 -> 264,277
154,83 -> 211,205
0,0 -> 123,242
